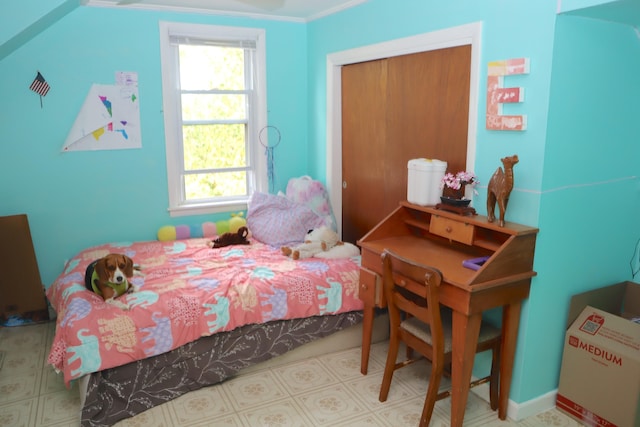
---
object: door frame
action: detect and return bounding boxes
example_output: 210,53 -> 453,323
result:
326,22 -> 482,236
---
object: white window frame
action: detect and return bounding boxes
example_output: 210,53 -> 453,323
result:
159,21 -> 268,217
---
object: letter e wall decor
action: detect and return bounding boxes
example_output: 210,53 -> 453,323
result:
486,58 -> 529,131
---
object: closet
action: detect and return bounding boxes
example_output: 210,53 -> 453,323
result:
341,45 -> 471,244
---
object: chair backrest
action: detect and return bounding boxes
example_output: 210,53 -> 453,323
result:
381,249 -> 445,354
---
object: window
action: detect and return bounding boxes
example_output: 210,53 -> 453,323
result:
159,22 -> 267,216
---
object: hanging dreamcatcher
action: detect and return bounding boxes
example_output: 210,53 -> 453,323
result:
259,125 -> 281,193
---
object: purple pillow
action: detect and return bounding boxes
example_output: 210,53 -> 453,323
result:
246,192 -> 327,247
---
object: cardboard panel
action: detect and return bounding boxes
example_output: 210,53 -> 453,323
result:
565,282 -> 627,327
0,214 -> 48,318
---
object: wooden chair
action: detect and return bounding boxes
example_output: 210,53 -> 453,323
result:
378,249 -> 501,426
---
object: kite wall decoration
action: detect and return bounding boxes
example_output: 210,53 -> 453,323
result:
62,71 -> 141,152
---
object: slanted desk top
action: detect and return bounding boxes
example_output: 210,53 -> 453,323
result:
358,201 -> 538,290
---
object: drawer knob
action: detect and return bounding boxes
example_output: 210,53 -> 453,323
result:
446,226 -> 452,233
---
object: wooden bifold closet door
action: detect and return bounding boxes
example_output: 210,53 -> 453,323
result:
341,45 -> 471,244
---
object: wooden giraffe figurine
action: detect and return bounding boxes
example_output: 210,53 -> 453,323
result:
486,154 -> 519,227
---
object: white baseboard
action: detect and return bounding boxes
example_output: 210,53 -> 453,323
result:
474,383 -> 558,421
507,389 -> 558,421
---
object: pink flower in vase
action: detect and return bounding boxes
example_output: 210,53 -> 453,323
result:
441,171 -> 479,197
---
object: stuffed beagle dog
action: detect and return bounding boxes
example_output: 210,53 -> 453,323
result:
84,253 -> 138,309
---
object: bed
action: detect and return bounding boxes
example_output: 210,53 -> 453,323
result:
46,190 -> 367,426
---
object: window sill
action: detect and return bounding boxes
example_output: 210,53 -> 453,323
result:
168,200 -> 249,217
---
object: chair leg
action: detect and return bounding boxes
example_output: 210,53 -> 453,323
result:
419,360 -> 443,427
404,315 -> 414,359
379,329 -> 401,402
489,342 -> 500,411
406,343 -> 414,360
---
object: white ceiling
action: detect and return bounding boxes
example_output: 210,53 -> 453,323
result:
84,0 -> 368,21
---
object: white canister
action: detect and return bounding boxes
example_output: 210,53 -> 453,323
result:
407,158 -> 448,206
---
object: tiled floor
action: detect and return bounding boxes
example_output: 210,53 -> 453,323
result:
0,321 -> 583,427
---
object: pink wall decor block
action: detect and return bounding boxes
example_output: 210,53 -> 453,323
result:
486,57 -> 529,131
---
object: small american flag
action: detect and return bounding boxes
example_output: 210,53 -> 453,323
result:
29,72 -> 50,97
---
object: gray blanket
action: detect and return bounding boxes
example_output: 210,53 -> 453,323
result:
81,311 -> 363,426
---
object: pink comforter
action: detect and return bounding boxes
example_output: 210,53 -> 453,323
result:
46,238 -> 363,386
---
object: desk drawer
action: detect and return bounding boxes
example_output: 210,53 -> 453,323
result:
429,215 -> 474,245
359,267 -> 383,307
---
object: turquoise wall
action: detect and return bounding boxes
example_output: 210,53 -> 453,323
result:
0,7 -> 307,287
2,0 -> 639,414
0,0 -> 77,61
527,13 -> 640,399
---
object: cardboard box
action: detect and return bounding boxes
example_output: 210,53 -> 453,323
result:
0,214 -> 49,322
556,281 -> 640,427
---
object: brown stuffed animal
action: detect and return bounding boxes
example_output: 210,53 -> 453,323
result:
210,226 -> 251,248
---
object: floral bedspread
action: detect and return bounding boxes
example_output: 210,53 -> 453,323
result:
46,238 -> 363,386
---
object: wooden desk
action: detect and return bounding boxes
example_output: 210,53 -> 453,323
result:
357,202 -> 538,426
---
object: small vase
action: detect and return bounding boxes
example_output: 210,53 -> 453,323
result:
442,186 -> 466,200
440,196 -> 472,207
